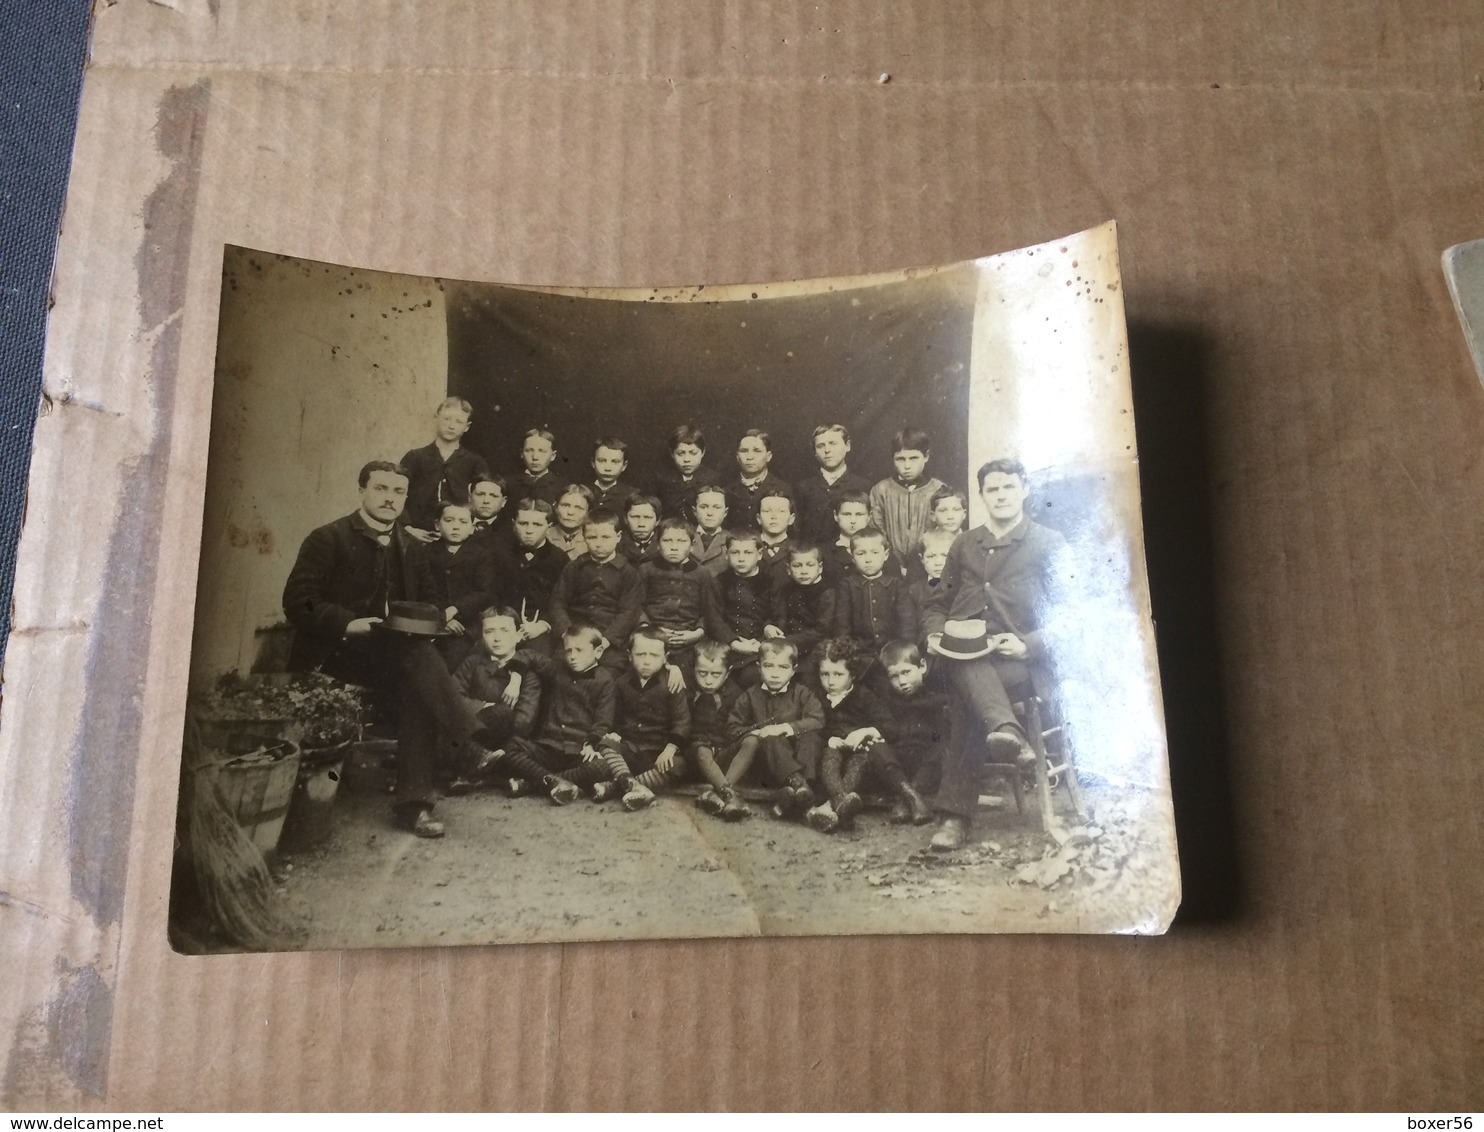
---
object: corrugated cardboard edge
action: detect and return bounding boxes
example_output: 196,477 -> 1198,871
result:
2,73 -> 210,1104
1442,240 -> 1484,386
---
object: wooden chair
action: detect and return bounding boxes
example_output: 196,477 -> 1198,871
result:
981,680 -> 1084,832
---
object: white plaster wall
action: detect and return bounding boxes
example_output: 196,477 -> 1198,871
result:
189,249 -> 447,680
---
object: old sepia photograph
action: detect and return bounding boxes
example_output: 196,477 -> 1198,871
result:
170,222 -> 1179,952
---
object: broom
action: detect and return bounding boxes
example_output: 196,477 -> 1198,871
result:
182,710 -> 293,949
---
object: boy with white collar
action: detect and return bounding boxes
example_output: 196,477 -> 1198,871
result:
724,638 -> 824,819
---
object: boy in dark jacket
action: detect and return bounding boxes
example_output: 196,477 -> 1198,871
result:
499,624 -> 624,805
878,639 -> 961,801
421,501 -> 499,671
492,497 -> 568,654
446,606 -> 543,789
510,428 -> 566,508
548,509 -> 643,669
592,627 -> 691,807
832,527 -> 916,688
764,541 -> 835,667
653,423 -> 721,520
688,640 -> 750,821
715,528 -> 773,686
638,517 -> 728,671
908,533 -> 954,642
399,397 -> 490,537
619,494 -> 664,566
725,638 -> 825,819
806,639 -> 932,833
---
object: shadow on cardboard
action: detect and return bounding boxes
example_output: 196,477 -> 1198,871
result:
1128,321 -> 1242,926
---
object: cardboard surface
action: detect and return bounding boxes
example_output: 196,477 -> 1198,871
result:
2,0 -> 1482,1109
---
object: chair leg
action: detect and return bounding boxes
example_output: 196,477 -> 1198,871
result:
1063,759 -> 1085,818
1023,698 -> 1056,831
1009,768 -> 1025,815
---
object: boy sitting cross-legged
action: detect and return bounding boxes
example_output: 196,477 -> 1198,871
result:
638,516 -> 728,672
590,627 -> 691,808
805,638 -> 933,833
688,640 -> 750,821
724,638 -> 825,820
498,623 -> 627,805
446,606 -> 543,790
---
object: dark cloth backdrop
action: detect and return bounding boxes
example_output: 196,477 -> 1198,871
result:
445,268 -> 980,500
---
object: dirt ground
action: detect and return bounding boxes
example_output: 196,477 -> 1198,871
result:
235,766 -> 1179,952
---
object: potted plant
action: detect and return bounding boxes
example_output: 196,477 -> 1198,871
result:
193,673 -> 369,855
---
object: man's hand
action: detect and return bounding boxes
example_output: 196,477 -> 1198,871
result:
345,617 -> 382,636
671,627 -> 705,646
665,664 -> 687,694
580,743 -> 603,763
762,625 -> 784,639
405,527 -> 439,543
844,726 -> 883,750
991,633 -> 1028,660
520,618 -> 550,640
446,616 -> 466,637
501,671 -> 522,707
655,745 -> 678,774
731,637 -> 761,655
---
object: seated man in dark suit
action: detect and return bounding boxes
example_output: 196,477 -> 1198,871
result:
282,459 -> 493,839
922,457 -> 1069,850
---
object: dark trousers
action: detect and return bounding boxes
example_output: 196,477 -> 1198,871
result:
896,741 -> 945,795
452,705 -> 526,782
732,730 -> 824,787
821,739 -> 906,803
324,635 -> 480,814
942,654 -> 1031,734
934,655 -> 1036,818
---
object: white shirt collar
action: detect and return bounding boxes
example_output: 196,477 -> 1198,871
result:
358,509 -> 394,534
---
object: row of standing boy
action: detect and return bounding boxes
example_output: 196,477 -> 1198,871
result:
397,398 -> 975,833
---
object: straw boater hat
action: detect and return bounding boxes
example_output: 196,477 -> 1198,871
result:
373,601 -> 449,638
928,618 -> 996,661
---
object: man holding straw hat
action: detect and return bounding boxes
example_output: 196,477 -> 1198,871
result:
923,458 -> 1068,850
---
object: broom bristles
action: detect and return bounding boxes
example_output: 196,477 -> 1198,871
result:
183,709 -> 294,949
